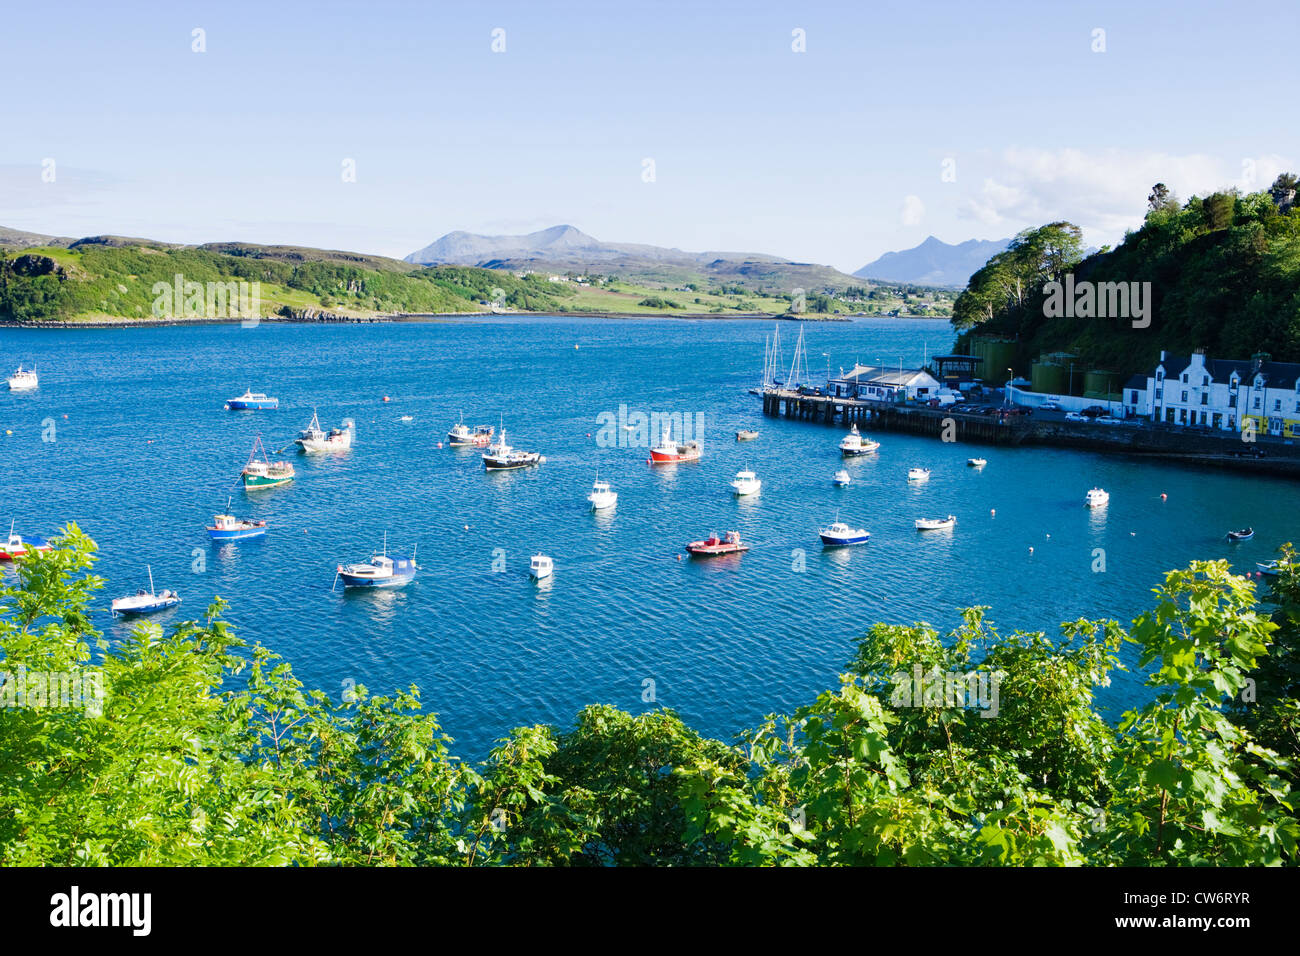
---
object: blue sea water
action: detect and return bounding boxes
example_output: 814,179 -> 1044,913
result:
2,317 -> 1295,757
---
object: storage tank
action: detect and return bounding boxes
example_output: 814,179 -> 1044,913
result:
1083,369 -> 1118,399
1031,360 -> 1069,396
970,337 -> 1017,383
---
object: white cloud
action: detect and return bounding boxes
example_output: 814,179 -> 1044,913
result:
955,148 -> 1294,246
900,194 -> 925,226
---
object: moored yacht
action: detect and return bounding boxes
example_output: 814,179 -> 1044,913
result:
110,566 -> 181,617
818,520 -> 870,546
7,365 -> 38,391
587,477 -> 618,510
334,535 -> 418,589
839,424 -> 880,456
1085,487 -> 1109,508
225,389 -> 279,410
907,467 -> 931,482
730,469 -> 761,495
529,553 -> 554,579
833,469 -> 852,487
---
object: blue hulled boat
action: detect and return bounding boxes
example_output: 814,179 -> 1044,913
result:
206,503 -> 268,542
225,389 -> 279,411
334,535 -> 418,589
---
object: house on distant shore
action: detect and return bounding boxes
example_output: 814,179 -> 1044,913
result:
829,364 -> 942,402
1124,349 -> 1300,437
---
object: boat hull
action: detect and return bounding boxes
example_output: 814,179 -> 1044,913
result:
337,572 -> 415,588
226,401 -> 278,410
243,474 -> 293,488
819,533 -> 870,546
207,526 -> 267,541
650,451 -> 701,464
111,597 -> 181,617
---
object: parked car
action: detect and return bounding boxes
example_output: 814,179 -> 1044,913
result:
1064,412 -> 1088,423
1040,401 -> 1060,411
1081,405 -> 1107,419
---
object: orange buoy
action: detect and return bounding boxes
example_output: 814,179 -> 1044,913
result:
436,442 -> 443,449
1160,493 -> 1167,500
382,395 -> 390,402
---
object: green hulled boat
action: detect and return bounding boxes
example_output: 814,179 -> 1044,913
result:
242,435 -> 295,489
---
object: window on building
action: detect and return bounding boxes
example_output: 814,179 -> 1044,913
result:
1202,376 -> 1209,386
1182,374 -> 1188,383
1156,388 -> 1163,400
1275,399 -> 1282,411
1181,390 -> 1188,402
1130,390 -> 1138,403
1201,393 -> 1208,405
1255,397 -> 1261,409
1229,394 -> 1237,408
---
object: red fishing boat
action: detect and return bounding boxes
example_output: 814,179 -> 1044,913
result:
685,530 -> 748,557
649,422 -> 701,464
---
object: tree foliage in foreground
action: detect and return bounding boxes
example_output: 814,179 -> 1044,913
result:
0,528 -> 1296,865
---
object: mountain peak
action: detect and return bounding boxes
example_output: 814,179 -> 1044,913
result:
854,236 -> 1012,288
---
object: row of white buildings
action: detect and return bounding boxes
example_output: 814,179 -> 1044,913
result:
1123,350 -> 1300,437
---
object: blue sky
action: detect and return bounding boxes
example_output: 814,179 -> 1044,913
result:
1,0 -> 1295,271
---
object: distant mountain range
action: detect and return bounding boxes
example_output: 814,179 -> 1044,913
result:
854,236 -> 1013,288
405,224 -> 869,292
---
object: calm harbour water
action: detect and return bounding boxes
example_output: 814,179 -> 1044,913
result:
2,317 -> 1295,756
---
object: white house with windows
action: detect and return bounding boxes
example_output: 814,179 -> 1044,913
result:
1124,350 -> 1300,437
828,364 -> 943,402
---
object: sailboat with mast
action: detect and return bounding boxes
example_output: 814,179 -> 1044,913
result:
751,323 -> 786,394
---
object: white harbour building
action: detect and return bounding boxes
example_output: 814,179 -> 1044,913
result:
828,364 -> 944,403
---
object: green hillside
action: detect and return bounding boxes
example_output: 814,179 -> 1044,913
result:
951,175 -> 1300,376
0,239 -> 585,322
0,232 -> 955,323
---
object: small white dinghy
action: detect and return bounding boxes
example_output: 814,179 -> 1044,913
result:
967,458 -> 987,468
530,553 -> 554,579
915,515 -> 957,531
833,469 -> 851,487
1085,487 -> 1109,508
907,467 -> 931,482
110,565 -> 181,617
730,469 -> 762,495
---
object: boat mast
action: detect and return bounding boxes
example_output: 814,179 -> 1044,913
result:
147,565 -> 155,594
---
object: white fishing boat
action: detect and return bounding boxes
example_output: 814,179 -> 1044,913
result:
907,467 -> 931,482
730,469 -> 761,496
295,410 -> 353,453
110,566 -> 181,617
6,365 -> 37,391
482,427 -> 543,470
530,553 -> 554,579
1085,487 -> 1109,508
833,469 -> 851,487
915,515 -> 957,531
967,458 -> 987,468
839,423 -> 880,456
736,429 -> 759,441
447,413 -> 494,447
587,477 -> 618,510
